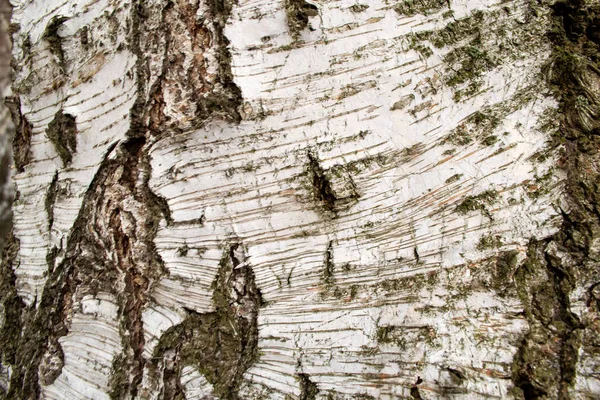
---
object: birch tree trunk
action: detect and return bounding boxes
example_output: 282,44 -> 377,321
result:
1,0 -> 600,399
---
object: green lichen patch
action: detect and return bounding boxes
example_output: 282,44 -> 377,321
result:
46,110 -> 78,166
455,189 -> 498,215
393,0 -> 449,16
404,5 -> 551,102
476,234 -> 502,251
405,33 -> 433,58
405,10 -> 485,59
526,170 -> 555,200
429,11 -> 485,49
376,325 -> 438,349
444,43 -> 496,101
443,108 -> 502,147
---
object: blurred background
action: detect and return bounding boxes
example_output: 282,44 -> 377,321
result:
0,0 -> 13,253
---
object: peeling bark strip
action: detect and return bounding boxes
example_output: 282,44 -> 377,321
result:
149,245 -> 261,399
512,1 -> 600,398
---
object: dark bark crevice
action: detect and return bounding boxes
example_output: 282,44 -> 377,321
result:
0,231 -> 24,397
298,372 -> 319,400
4,95 -> 31,173
46,111 -> 78,166
307,152 -> 337,213
285,0 -> 318,40
511,1 -> 600,398
129,0 -> 242,136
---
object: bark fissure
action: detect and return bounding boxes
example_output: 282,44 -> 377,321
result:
43,16 -> 67,71
130,0 -> 242,135
0,231 -> 24,398
0,133 -> 171,398
511,1 -> 600,398
4,96 -> 31,172
45,172 -> 58,233
308,152 -> 337,213
46,111 -> 77,166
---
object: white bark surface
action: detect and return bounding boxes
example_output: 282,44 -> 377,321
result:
2,0 -> 600,399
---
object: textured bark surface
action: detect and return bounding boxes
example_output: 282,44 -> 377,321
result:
1,0 -> 600,399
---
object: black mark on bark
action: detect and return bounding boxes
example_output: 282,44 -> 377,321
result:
46,111 -> 78,166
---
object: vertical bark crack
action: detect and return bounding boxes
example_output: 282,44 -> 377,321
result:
511,1 -> 600,398
4,96 -> 31,172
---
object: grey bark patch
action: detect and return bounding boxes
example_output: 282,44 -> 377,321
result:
46,111 -> 78,166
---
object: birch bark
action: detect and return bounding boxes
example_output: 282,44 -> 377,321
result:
1,0 -> 600,399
